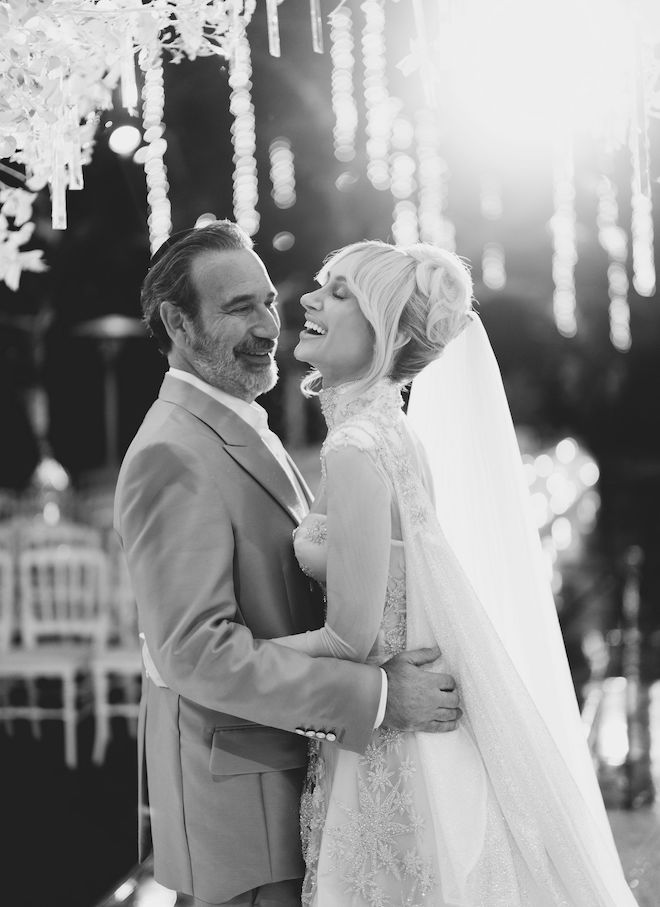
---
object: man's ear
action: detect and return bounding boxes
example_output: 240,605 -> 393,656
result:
160,300 -> 189,348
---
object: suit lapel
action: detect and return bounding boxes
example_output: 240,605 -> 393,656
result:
159,375 -> 307,524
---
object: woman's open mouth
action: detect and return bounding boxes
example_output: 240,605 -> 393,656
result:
300,319 -> 327,337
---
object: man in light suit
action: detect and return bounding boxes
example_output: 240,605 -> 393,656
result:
115,221 -> 461,906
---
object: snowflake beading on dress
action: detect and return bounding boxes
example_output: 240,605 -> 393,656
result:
321,728 -> 436,907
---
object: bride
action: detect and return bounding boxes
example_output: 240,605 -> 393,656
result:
273,240 -> 637,906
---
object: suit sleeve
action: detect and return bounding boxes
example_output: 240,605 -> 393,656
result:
116,440 -> 382,753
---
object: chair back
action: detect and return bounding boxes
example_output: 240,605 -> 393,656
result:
18,547 -> 110,648
0,548 -> 14,651
18,519 -> 102,551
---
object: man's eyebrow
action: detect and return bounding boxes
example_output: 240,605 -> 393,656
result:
225,291 -> 278,305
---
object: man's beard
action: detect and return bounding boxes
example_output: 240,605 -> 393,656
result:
189,329 -> 278,400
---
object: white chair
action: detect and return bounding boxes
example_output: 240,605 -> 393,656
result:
90,539 -> 142,764
0,546 -> 110,767
18,518 -> 103,551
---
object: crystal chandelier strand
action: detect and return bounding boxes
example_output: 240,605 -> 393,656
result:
140,54 -> 172,255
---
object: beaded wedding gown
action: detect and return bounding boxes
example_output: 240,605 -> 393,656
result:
276,378 -> 637,907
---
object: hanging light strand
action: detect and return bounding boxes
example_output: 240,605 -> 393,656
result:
550,138 -> 578,338
389,116 -> 418,243
628,20 -> 656,298
330,6 -> 358,163
361,0 -> 394,191
228,22 -> 260,236
269,137 -> 296,209
480,174 -> 506,290
140,53 -> 172,255
415,108 -> 455,250
597,174 -> 631,352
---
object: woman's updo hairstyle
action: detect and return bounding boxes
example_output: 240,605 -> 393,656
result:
391,243 -> 474,385
302,240 -> 473,395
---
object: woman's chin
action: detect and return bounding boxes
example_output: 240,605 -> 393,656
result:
293,339 -> 317,366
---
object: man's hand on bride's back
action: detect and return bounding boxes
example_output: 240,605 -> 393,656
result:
382,646 -> 461,733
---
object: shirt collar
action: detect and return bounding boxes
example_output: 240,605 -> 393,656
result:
168,367 -> 269,434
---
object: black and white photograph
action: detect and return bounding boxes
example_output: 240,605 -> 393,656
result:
1,1 -> 659,905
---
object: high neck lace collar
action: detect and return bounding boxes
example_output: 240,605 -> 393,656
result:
319,378 -> 404,431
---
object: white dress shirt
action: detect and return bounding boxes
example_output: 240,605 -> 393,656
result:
167,367 -> 388,728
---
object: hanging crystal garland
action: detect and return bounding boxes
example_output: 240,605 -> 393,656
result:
361,0 -> 393,191
140,53 -> 172,255
480,174 -> 506,290
597,174 -> 631,352
330,5 -> 358,163
550,137 -> 578,338
265,0 -> 281,57
269,137 -> 296,209
228,19 -> 260,237
309,0 -> 325,53
415,108 -> 454,250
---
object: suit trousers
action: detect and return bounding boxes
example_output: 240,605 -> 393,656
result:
186,877 -> 303,906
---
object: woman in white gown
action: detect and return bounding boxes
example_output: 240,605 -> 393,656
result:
273,240 -> 638,906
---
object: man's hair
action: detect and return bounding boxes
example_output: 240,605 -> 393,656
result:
140,220 -> 253,355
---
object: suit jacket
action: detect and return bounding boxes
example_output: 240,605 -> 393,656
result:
114,374 -> 382,903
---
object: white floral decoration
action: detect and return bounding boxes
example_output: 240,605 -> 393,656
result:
0,0 -> 255,289
0,188 -> 47,291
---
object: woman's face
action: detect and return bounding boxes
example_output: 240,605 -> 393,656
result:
294,262 -> 374,386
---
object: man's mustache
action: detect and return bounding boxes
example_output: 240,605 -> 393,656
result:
234,340 -> 276,355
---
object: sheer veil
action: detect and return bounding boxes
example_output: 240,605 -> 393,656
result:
404,315 -> 636,904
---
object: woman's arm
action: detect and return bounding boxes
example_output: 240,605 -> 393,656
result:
276,444 -> 392,660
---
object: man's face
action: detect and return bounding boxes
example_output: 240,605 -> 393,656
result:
185,248 -> 280,401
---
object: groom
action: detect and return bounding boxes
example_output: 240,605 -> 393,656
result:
115,220 -> 461,907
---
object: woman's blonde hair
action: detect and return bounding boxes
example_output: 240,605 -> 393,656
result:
301,240 -> 473,395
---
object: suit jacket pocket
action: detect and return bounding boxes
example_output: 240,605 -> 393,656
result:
209,725 -> 308,776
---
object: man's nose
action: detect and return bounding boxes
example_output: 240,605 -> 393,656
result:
252,305 -> 280,340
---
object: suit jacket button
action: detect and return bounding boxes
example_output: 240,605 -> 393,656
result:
315,731 -> 326,739
325,732 -> 337,742
294,728 -> 306,736
305,729 -> 316,737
